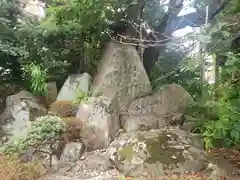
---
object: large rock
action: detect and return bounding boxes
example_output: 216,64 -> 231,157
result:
0,90 -> 47,140
154,83 -> 194,114
77,96 -> 120,151
120,95 -> 159,132
92,41 -> 152,113
107,129 -> 206,177
121,84 -> 194,132
60,142 -> 85,165
73,154 -> 113,173
76,41 -> 152,149
57,73 -> 91,101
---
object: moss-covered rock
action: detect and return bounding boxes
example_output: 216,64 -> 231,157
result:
142,133 -> 185,165
119,144 -> 135,161
107,129 -> 206,177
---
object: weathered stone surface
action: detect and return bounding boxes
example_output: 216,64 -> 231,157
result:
57,73 -> 91,101
120,84 -> 194,132
92,41 -> 152,113
154,83 -> 194,114
73,154 -> 113,173
19,139 -> 64,168
60,142 -> 85,165
77,96 -> 120,151
0,90 -> 47,140
40,153 -> 119,180
46,81 -> 58,105
121,114 -> 159,132
120,95 -> 158,132
42,154 -> 61,171
107,129 -> 206,177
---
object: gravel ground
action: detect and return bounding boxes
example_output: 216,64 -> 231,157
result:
40,148 -> 240,180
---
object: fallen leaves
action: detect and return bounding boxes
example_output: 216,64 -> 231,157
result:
207,148 -> 240,167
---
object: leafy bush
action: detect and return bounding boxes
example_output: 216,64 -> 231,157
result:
189,51 -> 240,149
62,117 -> 83,142
202,98 -> 240,149
0,154 -> 45,180
0,115 -> 66,155
49,100 -> 78,117
188,90 -> 240,149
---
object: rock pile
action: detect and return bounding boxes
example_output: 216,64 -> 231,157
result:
0,40 -> 219,179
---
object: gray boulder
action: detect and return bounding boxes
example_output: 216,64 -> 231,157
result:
57,73 -> 91,101
60,142 -> 85,165
0,90 -> 47,141
121,84 -> 194,132
77,96 -> 120,151
107,129 -> 206,177
92,41 -> 152,113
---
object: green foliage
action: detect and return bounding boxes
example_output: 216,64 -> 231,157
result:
0,116 -> 66,155
203,51 -> 240,149
187,50 -> 240,149
0,0 -> 173,95
73,90 -> 91,105
22,63 -> 47,95
0,0 -> 28,84
1,0 -> 105,93
0,0 -> 68,94
203,104 -> 240,149
41,0 -> 118,75
176,0 -> 240,150
73,87 -> 103,104
150,53 -> 203,101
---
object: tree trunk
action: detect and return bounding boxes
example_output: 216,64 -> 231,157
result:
117,0 -> 185,75
77,40 -> 85,74
125,0 -> 145,38
142,0 -> 184,76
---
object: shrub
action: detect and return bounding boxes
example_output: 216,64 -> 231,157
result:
62,117 -> 83,142
0,115 -> 67,155
203,100 -> 240,149
49,100 -> 78,117
0,154 -> 45,180
49,100 -> 77,117
188,87 -> 240,149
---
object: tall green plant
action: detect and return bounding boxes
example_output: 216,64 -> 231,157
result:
22,63 -> 47,95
